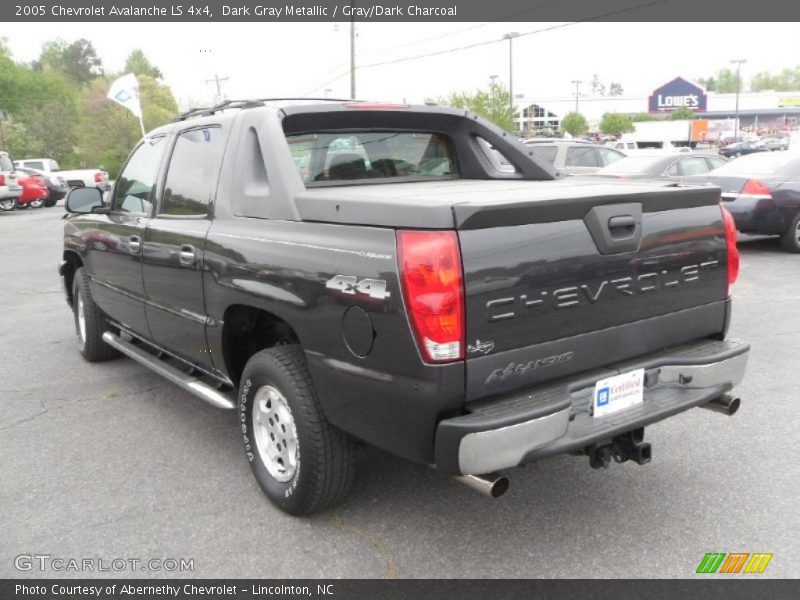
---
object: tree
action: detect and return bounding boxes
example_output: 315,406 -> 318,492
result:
698,68 -> 741,93
560,112 -> 589,137
599,112 -> 634,137
632,113 -> 657,122
669,107 -> 696,120
608,82 -> 624,96
124,49 -> 163,80
750,67 -> 800,92
35,39 -> 103,86
435,80 -> 514,132
590,74 -> 605,96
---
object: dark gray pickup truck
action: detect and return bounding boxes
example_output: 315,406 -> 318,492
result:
60,101 -> 749,515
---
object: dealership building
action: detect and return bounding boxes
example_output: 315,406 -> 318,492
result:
518,77 -> 800,137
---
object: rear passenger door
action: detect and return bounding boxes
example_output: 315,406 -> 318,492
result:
141,125 -> 226,371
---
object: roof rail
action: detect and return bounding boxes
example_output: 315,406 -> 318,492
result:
175,97 -> 367,121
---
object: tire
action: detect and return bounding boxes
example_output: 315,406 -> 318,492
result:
0,197 -> 18,211
72,267 -> 119,362
44,199 -> 56,208
239,345 -> 354,516
779,212 -> 800,253
29,199 -> 44,209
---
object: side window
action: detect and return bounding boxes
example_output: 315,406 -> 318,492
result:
707,157 -> 726,170
565,146 -> 598,167
528,145 -> 558,165
678,157 -> 711,176
476,137 -> 517,173
113,136 -> 167,215
597,148 -> 624,167
26,161 -> 45,170
666,161 -> 680,176
161,127 -> 225,216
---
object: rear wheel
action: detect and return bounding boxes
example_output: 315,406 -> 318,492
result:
0,198 -> 18,211
779,212 -> 800,253
239,345 -> 354,516
72,267 -> 119,362
29,199 -> 44,209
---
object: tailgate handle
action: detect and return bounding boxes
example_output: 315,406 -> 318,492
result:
608,215 -> 636,238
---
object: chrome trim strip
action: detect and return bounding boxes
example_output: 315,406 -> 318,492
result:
658,352 -> 749,389
102,331 -> 236,410
458,407 -> 570,475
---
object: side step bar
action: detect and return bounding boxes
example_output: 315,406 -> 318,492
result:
102,331 -> 236,410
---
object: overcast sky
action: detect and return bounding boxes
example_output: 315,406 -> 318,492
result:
3,22 -> 799,109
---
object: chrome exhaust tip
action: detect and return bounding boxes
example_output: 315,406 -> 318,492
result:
454,472 -> 509,498
700,393 -> 740,416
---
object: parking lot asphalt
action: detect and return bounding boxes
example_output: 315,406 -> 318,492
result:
1,204 -> 798,579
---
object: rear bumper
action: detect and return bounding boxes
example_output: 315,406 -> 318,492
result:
434,338 -> 749,475
723,196 -> 790,234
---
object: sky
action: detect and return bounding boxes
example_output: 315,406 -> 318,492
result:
3,22 -> 799,110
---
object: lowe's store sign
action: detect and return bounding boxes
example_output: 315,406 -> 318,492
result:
648,77 -> 707,112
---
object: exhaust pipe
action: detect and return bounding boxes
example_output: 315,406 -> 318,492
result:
700,393 -> 740,416
454,473 -> 510,498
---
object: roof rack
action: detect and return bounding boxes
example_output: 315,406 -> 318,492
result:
175,97 -> 365,121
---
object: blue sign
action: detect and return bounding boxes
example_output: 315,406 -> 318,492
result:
648,77 -> 707,113
597,387 -> 610,407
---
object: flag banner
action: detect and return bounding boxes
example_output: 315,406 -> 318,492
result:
107,73 -> 143,119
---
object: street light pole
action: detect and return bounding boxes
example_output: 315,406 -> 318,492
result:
731,58 -> 746,141
571,80 -> 582,113
503,32 -> 519,130
489,74 -> 498,115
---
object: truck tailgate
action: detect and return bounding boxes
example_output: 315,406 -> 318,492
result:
458,183 -> 728,401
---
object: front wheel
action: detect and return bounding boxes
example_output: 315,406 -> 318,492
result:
72,267 -> 119,362
779,212 -> 800,253
239,345 -> 354,516
29,199 -> 44,209
0,197 -> 18,211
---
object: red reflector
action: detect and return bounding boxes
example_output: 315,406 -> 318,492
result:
721,206 -> 739,293
344,103 -> 409,110
397,230 -> 465,363
94,171 -> 103,182
740,178 -> 771,197
0,174 -> 5,186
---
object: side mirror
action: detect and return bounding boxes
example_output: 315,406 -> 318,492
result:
65,187 -> 105,214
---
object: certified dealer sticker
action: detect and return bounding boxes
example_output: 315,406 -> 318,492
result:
592,368 -> 645,417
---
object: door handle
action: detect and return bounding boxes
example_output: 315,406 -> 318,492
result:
607,215 -> 636,239
128,235 -> 142,254
179,244 -> 197,267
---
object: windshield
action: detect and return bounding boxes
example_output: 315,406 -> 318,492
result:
711,153 -> 799,176
287,132 -> 457,186
596,155 -> 665,175
0,155 -> 13,171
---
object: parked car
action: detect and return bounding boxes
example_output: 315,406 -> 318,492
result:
719,141 -> 765,158
590,153 -> 727,181
755,136 -> 789,151
0,150 -> 23,212
15,170 -> 49,208
14,158 -> 110,192
60,100 -> 749,515
15,167 -> 63,207
688,152 -> 800,252
523,139 -> 626,174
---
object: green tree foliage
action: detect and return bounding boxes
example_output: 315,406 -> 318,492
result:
35,38 -> 103,86
436,80 -> 514,132
599,112 -> 635,137
698,68 -> 741,93
750,67 -> 800,91
124,49 -> 163,80
608,82 -> 624,96
632,113 -> 657,122
669,107 -> 696,120
560,112 -> 589,137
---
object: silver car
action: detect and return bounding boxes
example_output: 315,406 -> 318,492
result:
0,151 -> 23,212
522,139 -> 626,175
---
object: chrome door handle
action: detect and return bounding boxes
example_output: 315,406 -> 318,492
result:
179,244 -> 197,267
128,235 -> 142,254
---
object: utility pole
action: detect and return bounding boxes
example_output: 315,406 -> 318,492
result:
350,7 -> 356,99
571,80 -> 582,113
205,73 -> 229,104
731,58 -> 747,141
489,74 -> 498,115
503,32 -> 519,130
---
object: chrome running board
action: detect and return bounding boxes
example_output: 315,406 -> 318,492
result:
101,331 -> 236,410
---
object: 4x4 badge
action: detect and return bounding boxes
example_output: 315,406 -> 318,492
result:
326,275 -> 390,300
468,340 -> 495,355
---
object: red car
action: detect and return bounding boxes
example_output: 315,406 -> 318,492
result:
15,169 -> 49,208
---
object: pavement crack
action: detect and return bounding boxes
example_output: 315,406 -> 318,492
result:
0,399 -> 49,431
333,513 -> 399,579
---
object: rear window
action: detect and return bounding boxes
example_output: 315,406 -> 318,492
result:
527,145 -> 558,165
711,152 -> 799,176
287,132 -> 457,185
597,155 -> 665,175
0,155 -> 13,171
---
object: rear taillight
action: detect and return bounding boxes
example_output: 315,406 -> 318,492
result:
721,206 -> 739,295
740,178 -> 771,198
0,174 -> 5,186
94,171 -> 103,183
397,230 -> 465,363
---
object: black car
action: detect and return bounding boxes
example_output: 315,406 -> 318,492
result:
689,152 -> 800,252
590,153 -> 727,180
719,141 -> 766,158
15,166 -> 69,206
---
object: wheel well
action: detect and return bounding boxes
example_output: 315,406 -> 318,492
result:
222,305 -> 300,388
62,251 -> 83,306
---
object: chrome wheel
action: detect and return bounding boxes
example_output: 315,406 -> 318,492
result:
252,385 -> 299,482
76,289 -> 87,344
795,220 -> 800,245
30,199 -> 44,208
0,198 -> 16,211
